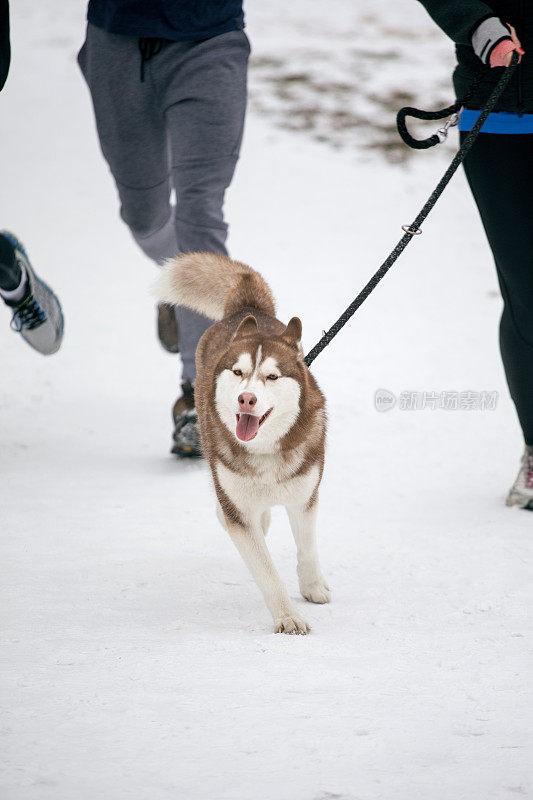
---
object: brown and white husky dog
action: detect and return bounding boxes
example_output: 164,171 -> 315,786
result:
158,252 -> 329,634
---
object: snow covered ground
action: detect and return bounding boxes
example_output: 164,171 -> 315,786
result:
1,2 -> 531,799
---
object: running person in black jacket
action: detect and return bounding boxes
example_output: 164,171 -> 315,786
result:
418,1 -> 533,509
0,0 -> 64,356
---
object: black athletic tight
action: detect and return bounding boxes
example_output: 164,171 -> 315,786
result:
461,132 -> 533,445
0,232 -> 20,291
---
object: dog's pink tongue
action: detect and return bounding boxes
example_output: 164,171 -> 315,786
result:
236,413 -> 260,442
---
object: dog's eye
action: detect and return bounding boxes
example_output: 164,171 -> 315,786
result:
233,369 -> 243,377
266,374 -> 279,381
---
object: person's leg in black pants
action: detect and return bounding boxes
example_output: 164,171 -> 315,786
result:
461,132 -> 533,446
0,232 -> 21,291
461,132 -> 533,508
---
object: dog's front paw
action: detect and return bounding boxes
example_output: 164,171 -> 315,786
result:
274,613 -> 310,635
299,580 -> 331,604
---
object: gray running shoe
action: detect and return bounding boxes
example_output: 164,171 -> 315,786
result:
2,232 -> 64,355
506,446 -> 533,510
171,380 -> 202,457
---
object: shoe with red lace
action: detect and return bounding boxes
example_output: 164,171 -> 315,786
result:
506,446 -> 533,510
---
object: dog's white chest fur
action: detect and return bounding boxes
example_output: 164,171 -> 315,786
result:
216,457 -> 319,517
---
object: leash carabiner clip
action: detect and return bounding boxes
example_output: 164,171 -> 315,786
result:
436,107 -> 463,143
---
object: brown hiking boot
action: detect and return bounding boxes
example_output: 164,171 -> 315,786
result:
157,303 -> 179,353
172,380 -> 195,423
171,380 -> 202,457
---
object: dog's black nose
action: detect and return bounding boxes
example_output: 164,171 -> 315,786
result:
238,392 -> 257,410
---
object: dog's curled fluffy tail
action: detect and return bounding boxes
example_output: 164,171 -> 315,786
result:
156,252 -> 276,321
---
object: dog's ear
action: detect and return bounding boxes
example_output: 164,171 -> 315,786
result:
281,316 -> 302,344
233,314 -> 258,340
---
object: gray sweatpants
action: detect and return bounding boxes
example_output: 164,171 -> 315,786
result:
78,24 -> 250,382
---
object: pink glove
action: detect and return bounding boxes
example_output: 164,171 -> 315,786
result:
490,24 -> 525,68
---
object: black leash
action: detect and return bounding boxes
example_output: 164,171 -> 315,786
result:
396,66 -> 485,150
303,52 -> 519,368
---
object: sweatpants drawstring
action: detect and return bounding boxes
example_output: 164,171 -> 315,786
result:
138,38 -> 165,82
